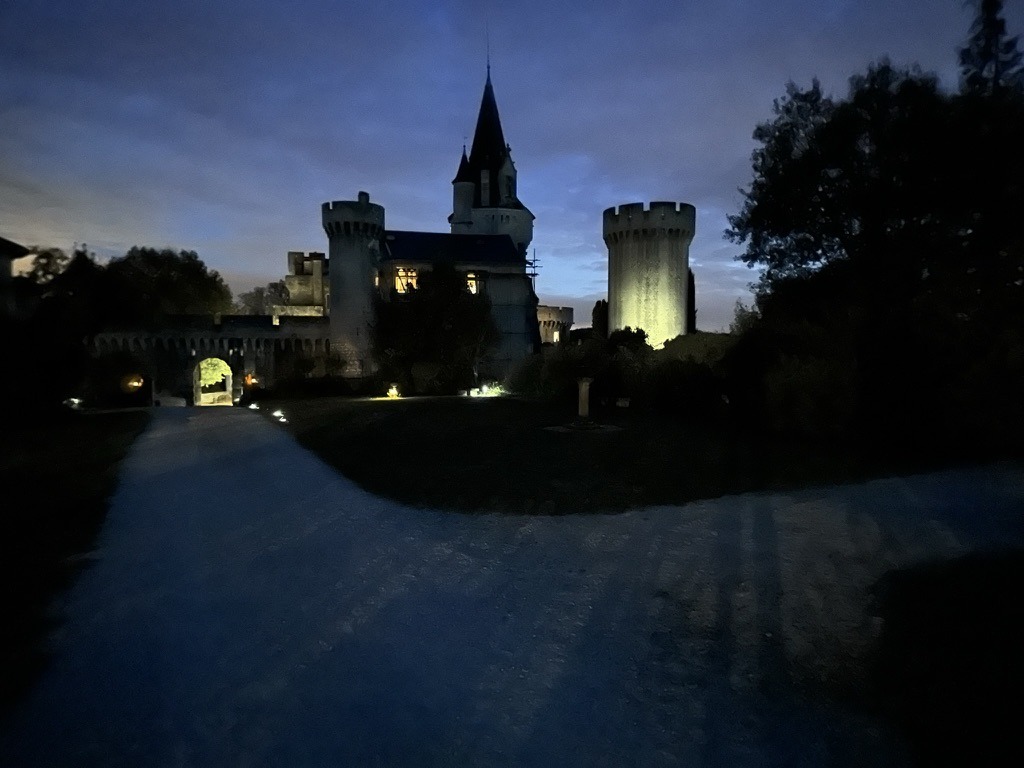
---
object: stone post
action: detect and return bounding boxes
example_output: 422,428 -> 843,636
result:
577,377 -> 594,420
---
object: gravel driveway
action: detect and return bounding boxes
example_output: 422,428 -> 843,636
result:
2,408 -> 1022,766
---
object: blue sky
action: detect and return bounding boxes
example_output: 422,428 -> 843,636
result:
2,0 -> 1020,330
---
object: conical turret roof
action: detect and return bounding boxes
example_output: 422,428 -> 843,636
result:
468,70 -> 509,171
452,147 -> 473,183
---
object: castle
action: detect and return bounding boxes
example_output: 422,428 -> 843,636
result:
3,68 -> 697,405
276,69 -> 570,378
274,69 -> 695,369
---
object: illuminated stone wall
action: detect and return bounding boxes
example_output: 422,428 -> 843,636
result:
603,201 -> 695,348
322,192 -> 385,376
537,305 -> 573,344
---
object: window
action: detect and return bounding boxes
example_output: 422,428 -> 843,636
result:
553,330 -> 560,343
395,267 -> 417,293
466,272 -> 479,294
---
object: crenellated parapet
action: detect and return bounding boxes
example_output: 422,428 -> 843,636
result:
604,200 -> 696,347
322,191 -> 385,239
602,201 -> 696,244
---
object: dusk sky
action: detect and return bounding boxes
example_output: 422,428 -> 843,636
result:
3,1 -> 1021,331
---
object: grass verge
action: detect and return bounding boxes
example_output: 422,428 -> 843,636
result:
0,409 -> 149,716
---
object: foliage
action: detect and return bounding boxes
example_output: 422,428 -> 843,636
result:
105,247 -> 232,324
591,299 -> 608,339
3,248 -> 107,410
199,357 -> 232,388
371,264 -> 499,393
661,332 -> 736,366
24,247 -> 69,284
234,280 -> 289,314
724,29 -> 1024,442
5,245 -> 234,409
506,329 -> 728,420
606,326 -> 650,354
959,0 -> 1023,96
729,301 -> 760,336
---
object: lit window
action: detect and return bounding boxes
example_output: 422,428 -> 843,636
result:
553,330 -> 560,343
466,272 -> 478,294
374,272 -> 380,288
395,267 -> 418,293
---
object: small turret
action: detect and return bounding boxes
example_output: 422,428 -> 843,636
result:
450,148 -> 474,232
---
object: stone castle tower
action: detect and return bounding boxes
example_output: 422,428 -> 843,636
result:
449,69 -> 534,257
603,201 -> 696,348
323,191 -> 384,375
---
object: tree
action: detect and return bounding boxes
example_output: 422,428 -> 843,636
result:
726,52 -> 1024,440
372,264 -> 498,393
235,280 -> 289,314
105,247 -> 232,324
25,247 -> 69,284
726,78 -> 837,290
959,0 -> 1024,96
199,357 -> 232,388
591,299 -> 608,339
728,62 -> 965,301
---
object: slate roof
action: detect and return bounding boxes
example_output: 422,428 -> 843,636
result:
382,230 -> 524,266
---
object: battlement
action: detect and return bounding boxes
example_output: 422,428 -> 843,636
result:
322,191 -> 386,238
287,250 -> 327,276
602,201 -> 696,241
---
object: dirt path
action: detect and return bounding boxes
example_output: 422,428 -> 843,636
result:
2,408 -> 1022,766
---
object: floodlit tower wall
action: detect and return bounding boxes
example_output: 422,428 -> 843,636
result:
603,201 -> 695,348
322,191 -> 384,376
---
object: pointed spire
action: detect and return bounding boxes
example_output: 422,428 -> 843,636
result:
468,69 -> 508,170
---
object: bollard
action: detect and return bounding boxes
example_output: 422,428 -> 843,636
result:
577,377 -> 594,420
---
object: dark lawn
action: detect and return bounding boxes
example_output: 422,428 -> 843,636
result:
0,409 -> 149,715
261,395 -> 909,514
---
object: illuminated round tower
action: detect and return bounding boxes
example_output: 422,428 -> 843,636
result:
322,191 -> 384,376
603,201 -> 695,347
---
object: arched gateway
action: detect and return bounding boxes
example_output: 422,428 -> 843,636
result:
92,314 -> 328,405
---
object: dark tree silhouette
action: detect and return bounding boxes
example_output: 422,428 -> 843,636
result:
105,247 -> 232,325
727,62 -> 951,302
959,0 -> 1023,96
235,280 -> 289,314
725,47 -> 1024,441
591,299 -> 608,339
24,247 -> 69,284
372,264 -> 498,393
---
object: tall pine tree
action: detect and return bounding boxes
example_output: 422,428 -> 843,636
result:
959,0 -> 1023,95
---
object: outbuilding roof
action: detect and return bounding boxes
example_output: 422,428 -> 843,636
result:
0,235 -> 30,260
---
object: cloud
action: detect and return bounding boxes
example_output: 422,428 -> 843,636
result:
2,0 -> 1020,336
